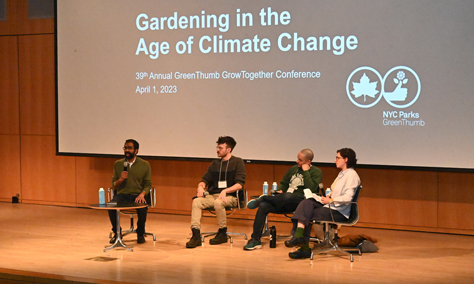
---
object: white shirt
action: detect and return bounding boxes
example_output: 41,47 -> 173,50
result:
314,168 -> 360,218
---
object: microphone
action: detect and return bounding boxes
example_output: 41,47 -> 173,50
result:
192,191 -> 209,200
319,183 -> 324,196
123,161 -> 129,172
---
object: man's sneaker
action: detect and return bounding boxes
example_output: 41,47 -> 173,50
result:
109,229 -> 122,244
186,228 -> 202,248
284,236 -> 306,248
209,227 -> 228,245
247,195 -> 264,209
243,238 -> 262,251
289,247 -> 312,259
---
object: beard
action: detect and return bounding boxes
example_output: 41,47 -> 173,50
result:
125,152 -> 135,160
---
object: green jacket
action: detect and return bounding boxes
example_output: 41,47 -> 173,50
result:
279,165 -> 322,198
112,157 -> 152,195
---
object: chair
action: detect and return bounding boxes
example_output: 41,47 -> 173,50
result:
107,187 -> 157,241
200,189 -> 248,243
310,185 -> 362,262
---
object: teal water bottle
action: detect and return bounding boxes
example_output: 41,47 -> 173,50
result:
99,188 -> 105,204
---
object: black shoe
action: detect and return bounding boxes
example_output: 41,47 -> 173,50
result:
289,247 -> 312,259
137,234 -> 145,243
109,231 -> 122,244
285,236 -> 306,248
209,227 -> 228,245
186,228 -> 202,248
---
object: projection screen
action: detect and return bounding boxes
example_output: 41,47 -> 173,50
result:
56,0 -> 474,169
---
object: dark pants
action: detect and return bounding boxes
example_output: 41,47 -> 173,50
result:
291,198 -> 347,238
108,193 -> 150,235
251,192 -> 304,241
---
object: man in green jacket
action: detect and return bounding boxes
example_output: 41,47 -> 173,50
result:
243,149 -> 322,250
109,139 -> 152,244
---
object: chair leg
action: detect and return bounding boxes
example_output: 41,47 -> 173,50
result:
121,215 -> 136,237
143,231 -> 156,241
311,224 -> 355,262
261,216 -> 270,237
226,232 -> 248,242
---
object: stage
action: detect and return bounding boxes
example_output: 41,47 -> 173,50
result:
0,203 -> 473,283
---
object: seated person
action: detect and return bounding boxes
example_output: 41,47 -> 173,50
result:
286,148 -> 360,259
109,139 -> 152,244
186,136 -> 246,248
243,149 -> 322,250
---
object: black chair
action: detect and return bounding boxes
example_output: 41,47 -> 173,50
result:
107,187 -> 157,241
201,189 -> 248,243
310,185 -> 362,262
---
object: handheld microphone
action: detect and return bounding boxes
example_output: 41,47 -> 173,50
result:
319,183 -> 324,196
192,191 -> 209,200
123,161 -> 129,172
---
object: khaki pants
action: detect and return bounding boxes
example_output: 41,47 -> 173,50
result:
191,193 -> 238,229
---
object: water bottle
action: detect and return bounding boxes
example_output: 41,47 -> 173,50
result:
325,188 -> 332,197
99,188 -> 105,204
272,182 -> 277,194
263,181 -> 268,195
269,226 -> 277,248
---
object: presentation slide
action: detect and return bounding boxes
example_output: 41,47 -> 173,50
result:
56,0 -> 474,169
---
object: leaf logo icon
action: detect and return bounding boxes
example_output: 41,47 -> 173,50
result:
351,73 -> 379,102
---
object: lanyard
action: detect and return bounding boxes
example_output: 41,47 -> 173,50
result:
219,158 -> 230,182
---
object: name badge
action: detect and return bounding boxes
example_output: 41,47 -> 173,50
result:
218,181 -> 227,189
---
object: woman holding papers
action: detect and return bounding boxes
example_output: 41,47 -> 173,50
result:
285,148 -> 360,259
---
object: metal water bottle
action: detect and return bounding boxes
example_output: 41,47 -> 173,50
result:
99,188 -> 105,205
263,181 -> 268,195
270,226 -> 277,248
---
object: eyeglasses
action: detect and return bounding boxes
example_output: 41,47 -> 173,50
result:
123,146 -> 134,150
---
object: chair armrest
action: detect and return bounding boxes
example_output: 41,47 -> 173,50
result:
149,187 -> 156,208
107,187 -> 114,202
236,189 -> 248,210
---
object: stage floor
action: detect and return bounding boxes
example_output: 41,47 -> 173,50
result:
0,203 -> 474,284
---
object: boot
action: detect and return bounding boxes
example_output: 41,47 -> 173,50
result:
186,228 -> 202,248
209,227 -> 228,245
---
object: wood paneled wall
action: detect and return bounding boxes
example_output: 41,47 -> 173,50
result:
0,1 -> 473,235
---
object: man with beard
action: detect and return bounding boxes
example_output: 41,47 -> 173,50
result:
186,136 -> 246,248
108,139 -> 152,244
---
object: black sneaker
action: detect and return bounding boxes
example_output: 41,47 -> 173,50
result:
209,227 -> 228,245
137,234 -> 145,243
186,228 -> 202,248
284,236 -> 306,248
109,231 -> 122,244
289,247 -> 312,259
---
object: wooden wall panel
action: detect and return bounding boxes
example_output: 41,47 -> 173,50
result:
150,160 -> 207,213
16,0 -> 54,35
0,0 -> 19,35
20,135 -> 76,206
75,156 -> 118,207
357,168 -> 438,227
245,163 -> 274,198
0,134 -> 21,201
438,172 -> 474,230
0,36 -> 20,134
19,34 -> 55,135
